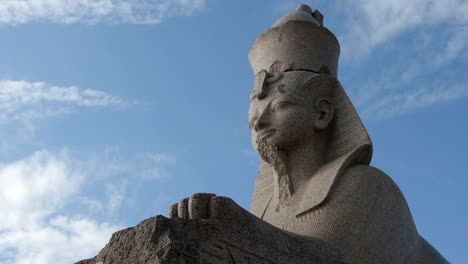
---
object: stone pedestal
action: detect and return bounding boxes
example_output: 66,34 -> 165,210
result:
76,215 -> 344,264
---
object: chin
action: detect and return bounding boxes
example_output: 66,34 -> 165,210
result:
253,133 -> 296,157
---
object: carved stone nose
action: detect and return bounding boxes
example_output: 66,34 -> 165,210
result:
254,118 -> 269,132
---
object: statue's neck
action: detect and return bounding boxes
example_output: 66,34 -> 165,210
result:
286,139 -> 326,194
272,135 -> 327,205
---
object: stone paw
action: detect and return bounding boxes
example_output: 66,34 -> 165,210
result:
167,193 -> 242,221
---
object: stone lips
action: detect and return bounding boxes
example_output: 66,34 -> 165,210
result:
248,20 -> 340,77
76,215 -> 345,264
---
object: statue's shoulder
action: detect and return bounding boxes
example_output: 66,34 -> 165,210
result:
336,165 -> 426,262
323,164 -> 383,206
334,164 -> 414,227
342,164 -> 388,179
297,163 -> 393,215
339,164 -> 405,198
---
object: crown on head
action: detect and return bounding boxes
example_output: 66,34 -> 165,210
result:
249,4 -> 340,78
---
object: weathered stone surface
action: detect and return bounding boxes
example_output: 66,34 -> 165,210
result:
76,215 -> 344,264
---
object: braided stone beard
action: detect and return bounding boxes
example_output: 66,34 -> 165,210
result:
257,138 -> 293,211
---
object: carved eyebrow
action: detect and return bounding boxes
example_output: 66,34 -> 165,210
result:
251,71 -> 284,101
265,74 -> 283,84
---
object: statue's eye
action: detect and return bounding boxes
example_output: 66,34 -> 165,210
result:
272,101 -> 293,112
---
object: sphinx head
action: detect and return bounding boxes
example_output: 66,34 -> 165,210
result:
248,4 -> 373,187
249,4 -> 373,208
249,71 -> 336,163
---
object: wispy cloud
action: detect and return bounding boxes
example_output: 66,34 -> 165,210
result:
434,27 -> 468,66
83,147 -> 176,182
75,147 -> 177,217
331,0 -> 468,119
0,0 -> 207,25
360,85 -> 468,120
0,80 -> 130,124
347,48 -> 468,120
0,79 -> 134,158
340,0 -> 468,60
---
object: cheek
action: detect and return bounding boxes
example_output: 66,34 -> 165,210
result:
276,110 -> 313,136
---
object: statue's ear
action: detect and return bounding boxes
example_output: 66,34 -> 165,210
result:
314,97 -> 334,131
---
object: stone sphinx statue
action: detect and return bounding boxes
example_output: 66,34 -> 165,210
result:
168,4 -> 449,264
78,4 -> 450,264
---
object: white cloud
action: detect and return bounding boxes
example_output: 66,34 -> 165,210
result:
0,150 -> 121,264
106,184 -> 126,212
434,27 -> 468,66
0,150 -> 80,229
0,0 -> 207,25
139,152 -> 176,179
0,148 -> 175,263
0,80 -> 129,124
360,84 -> 468,120
347,53 -> 468,120
341,0 -> 468,60
0,216 -> 118,264
0,79 -> 133,157
69,148 -> 176,225
334,0 -> 468,119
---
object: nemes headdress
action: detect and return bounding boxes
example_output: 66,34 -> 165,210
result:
249,5 -> 374,216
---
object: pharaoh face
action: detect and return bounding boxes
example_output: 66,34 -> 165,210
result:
249,73 -> 320,156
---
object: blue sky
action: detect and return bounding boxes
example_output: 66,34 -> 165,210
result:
0,0 -> 466,263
